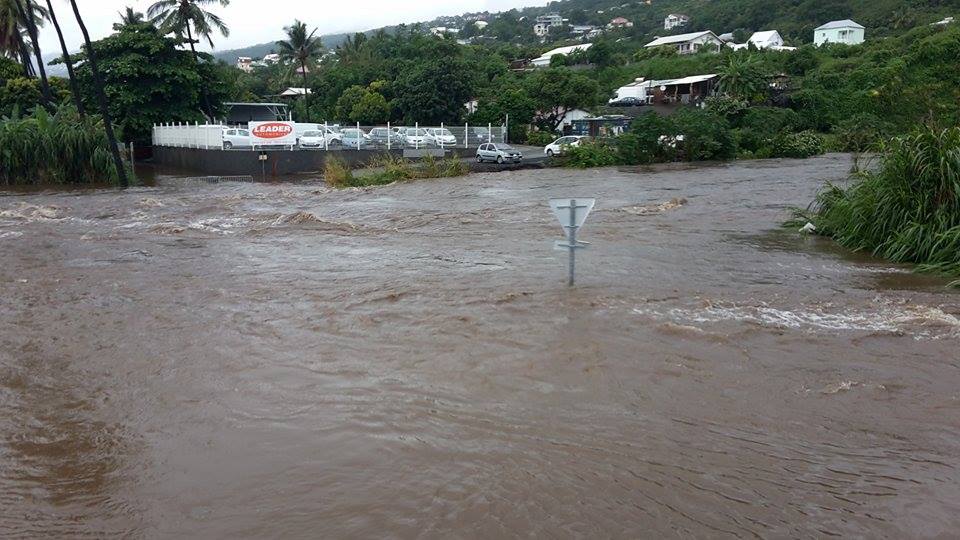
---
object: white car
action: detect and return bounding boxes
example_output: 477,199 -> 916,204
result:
299,128 -> 340,149
426,128 -> 457,147
544,136 -> 585,157
403,127 -> 431,147
222,128 -> 251,150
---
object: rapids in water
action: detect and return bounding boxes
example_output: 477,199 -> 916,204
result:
1,154 -> 958,538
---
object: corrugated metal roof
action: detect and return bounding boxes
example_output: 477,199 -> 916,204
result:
666,74 -> 718,85
534,43 -> 593,61
646,31 -> 717,47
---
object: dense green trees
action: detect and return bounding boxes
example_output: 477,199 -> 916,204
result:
148,0 -> 230,117
69,22 -> 225,145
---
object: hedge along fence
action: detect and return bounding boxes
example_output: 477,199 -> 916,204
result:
799,126 -> 960,283
0,107 -> 122,185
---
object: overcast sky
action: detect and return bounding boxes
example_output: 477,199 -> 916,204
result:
38,0 -> 551,55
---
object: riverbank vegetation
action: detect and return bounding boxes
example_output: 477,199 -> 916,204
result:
796,126 -> 960,283
324,154 -> 468,188
0,106 -> 123,185
561,106 -> 824,168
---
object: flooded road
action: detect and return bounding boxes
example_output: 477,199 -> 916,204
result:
1,154 -> 959,538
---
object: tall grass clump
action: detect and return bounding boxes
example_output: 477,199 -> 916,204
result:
801,126 -> 960,281
0,106 -> 121,185
323,156 -> 355,187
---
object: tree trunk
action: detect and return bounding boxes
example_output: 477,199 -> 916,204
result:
45,0 -> 85,117
185,24 -> 213,120
68,0 -> 129,188
13,0 -> 51,105
300,57 -> 309,115
14,31 -> 35,77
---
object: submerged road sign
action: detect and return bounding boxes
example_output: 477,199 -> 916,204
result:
550,198 -> 596,286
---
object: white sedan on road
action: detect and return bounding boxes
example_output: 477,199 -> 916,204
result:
544,135 -> 586,157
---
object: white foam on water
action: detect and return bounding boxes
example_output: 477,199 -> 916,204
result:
0,202 -> 66,222
634,299 -> 960,339
0,231 -> 24,239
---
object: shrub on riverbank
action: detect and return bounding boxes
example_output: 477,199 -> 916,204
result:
562,109 -> 736,168
324,154 -> 468,188
768,131 -> 825,159
799,126 -> 960,282
0,107 -> 122,185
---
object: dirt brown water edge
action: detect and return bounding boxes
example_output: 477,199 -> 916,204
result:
1,154 -> 958,538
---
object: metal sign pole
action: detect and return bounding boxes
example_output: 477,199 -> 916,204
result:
567,199 -> 577,286
550,198 -> 596,287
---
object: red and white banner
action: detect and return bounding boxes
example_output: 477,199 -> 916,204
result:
249,121 -> 297,146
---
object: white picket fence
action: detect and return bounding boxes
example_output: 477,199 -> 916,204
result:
152,123 -> 225,149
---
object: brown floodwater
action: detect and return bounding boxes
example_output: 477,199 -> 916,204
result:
1,154 -> 959,538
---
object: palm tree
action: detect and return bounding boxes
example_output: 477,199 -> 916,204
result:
147,0 -> 230,119
336,32 -> 368,65
45,0 -> 84,116
276,19 -> 322,93
68,0 -> 128,187
12,0 -> 50,105
113,6 -> 144,30
0,0 -> 46,78
716,54 -> 768,102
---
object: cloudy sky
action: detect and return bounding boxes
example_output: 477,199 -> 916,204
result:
38,0 -> 551,54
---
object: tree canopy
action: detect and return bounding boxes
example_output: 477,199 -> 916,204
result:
69,22 -> 226,144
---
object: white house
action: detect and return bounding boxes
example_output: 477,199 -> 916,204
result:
533,23 -> 551,37
535,108 -> 592,132
814,19 -> 865,46
430,26 -> 460,36
611,74 -> 718,105
645,31 -> 723,55
536,14 -> 566,27
749,30 -> 784,49
664,14 -> 690,30
532,43 -> 593,68
474,20 -> 489,30
729,30 -> 796,51
262,54 -> 280,64
237,57 -> 253,73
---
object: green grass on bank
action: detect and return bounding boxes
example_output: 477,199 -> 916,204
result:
324,154 -> 468,188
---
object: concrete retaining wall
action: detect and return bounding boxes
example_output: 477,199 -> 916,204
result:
152,147 -> 474,176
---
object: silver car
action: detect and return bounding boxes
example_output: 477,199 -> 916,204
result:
222,128 -> 251,150
476,143 -> 522,164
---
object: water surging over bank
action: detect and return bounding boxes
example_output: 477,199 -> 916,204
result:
1,155 -> 959,537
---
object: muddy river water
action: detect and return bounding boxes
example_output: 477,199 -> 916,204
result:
1,154 -> 959,538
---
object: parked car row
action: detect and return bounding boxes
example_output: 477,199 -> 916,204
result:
221,126 -> 500,150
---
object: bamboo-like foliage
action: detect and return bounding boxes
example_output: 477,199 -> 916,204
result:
0,105 -> 121,185
805,126 -> 960,282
